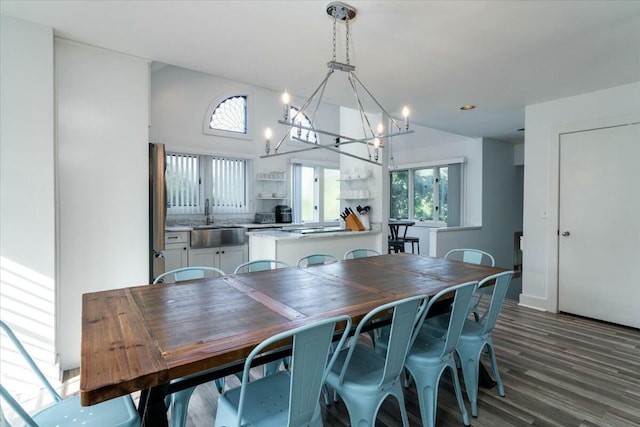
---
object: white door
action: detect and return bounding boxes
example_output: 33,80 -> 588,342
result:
558,123 -> 640,328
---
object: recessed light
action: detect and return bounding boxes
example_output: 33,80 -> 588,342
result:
460,105 -> 475,111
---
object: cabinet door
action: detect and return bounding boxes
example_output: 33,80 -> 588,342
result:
164,245 -> 188,272
188,248 -> 216,268
218,245 -> 247,274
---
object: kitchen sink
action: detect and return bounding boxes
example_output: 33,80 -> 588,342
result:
190,226 -> 247,248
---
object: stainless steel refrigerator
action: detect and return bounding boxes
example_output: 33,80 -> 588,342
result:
149,143 -> 166,282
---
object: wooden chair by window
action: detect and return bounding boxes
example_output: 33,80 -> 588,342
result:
388,220 -> 415,254
404,236 -> 420,254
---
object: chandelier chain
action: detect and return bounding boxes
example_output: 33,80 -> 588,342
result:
332,16 -> 337,62
345,17 -> 350,65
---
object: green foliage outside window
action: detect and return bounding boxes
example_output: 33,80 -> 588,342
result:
390,170 -> 408,219
390,166 -> 449,222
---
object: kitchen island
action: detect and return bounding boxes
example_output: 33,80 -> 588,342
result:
247,227 -> 381,266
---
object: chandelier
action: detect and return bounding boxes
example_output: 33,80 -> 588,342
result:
261,1 -> 413,166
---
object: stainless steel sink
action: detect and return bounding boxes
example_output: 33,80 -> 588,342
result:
190,226 -> 247,248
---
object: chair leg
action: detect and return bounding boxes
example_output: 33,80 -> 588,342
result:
485,341 -> 505,397
448,363 -> 471,425
214,378 -> 225,394
407,367 -> 441,427
406,360 -> 469,427
336,383 -> 410,427
457,345 -> 482,417
170,387 -> 196,427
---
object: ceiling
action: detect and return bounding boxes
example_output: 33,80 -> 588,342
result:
2,1 -> 639,144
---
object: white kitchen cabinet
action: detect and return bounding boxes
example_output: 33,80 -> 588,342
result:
188,245 -> 247,274
164,231 -> 189,272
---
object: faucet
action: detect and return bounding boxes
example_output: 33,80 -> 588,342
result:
204,199 -> 213,224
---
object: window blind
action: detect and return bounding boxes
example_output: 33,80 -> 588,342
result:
210,156 -> 247,213
166,153 -> 200,213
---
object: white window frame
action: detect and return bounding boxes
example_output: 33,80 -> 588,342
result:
291,159 -> 340,224
288,106 -> 319,144
166,151 -> 251,215
390,158 -> 464,227
203,91 -> 253,140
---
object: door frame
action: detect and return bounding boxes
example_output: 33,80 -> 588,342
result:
546,113 -> 640,313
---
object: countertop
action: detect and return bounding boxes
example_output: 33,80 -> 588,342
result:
165,223 -> 300,232
247,228 -> 379,240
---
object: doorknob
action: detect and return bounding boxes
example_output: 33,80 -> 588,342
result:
561,231 -> 570,236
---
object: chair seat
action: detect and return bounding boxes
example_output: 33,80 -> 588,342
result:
403,236 -> 420,254
425,313 -> 485,337
216,372 -> 299,427
32,394 -> 139,427
327,345 -> 387,390
406,328 -> 449,361
388,239 -> 405,253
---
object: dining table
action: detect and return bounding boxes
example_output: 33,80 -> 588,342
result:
80,253 -> 506,426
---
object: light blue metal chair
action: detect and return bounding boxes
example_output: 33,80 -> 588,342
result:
425,271 -> 513,417
0,320 -> 140,427
404,280 -> 479,427
325,295 -> 428,427
296,253 -> 338,267
234,259 -> 289,274
343,248 -> 381,259
153,266 -> 225,284
214,315 -> 352,427
153,266 -> 226,427
444,248 -> 496,321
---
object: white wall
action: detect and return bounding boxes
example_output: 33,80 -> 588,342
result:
150,64 -> 340,207
55,40 -> 150,369
430,139 -> 523,269
390,126 -> 483,226
1,14 -> 59,398
522,82 -> 640,311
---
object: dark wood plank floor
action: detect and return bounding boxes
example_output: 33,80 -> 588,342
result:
180,299 -> 640,426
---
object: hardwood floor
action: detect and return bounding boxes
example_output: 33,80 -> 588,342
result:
180,299 -> 640,426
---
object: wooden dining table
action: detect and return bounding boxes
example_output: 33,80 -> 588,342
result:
80,253 -> 506,426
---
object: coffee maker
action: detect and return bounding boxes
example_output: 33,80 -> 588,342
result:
275,205 -> 292,223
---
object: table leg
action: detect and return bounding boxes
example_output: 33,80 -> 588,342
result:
138,384 -> 170,427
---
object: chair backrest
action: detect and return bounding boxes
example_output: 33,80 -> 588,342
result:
233,259 -> 289,274
444,248 -> 495,266
236,315 -> 352,427
414,281 -> 478,358
475,271 -> 513,335
344,248 -> 381,260
296,253 -> 338,267
0,320 -> 61,426
152,266 -> 225,284
336,295 -> 427,388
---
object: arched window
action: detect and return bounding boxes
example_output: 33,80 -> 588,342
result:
205,95 -> 247,135
289,106 -> 318,144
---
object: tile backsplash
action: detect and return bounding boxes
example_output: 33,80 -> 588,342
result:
166,213 -> 254,226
